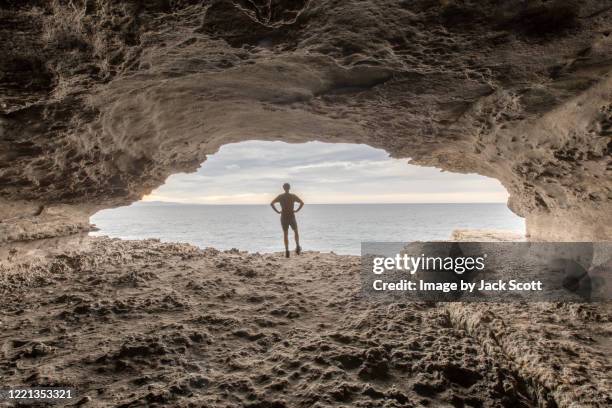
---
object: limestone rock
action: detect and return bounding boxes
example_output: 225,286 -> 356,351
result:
1,0 -> 611,241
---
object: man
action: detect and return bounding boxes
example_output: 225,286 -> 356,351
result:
270,183 -> 304,258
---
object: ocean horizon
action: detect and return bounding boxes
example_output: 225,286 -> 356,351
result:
91,202 -> 525,255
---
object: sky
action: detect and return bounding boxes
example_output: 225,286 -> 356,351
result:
142,141 -> 509,204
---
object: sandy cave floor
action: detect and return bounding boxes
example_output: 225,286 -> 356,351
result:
0,238 -> 610,407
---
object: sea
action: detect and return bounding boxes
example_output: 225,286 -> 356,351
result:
90,203 -> 525,255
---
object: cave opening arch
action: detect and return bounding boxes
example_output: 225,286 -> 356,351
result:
90,140 -> 525,254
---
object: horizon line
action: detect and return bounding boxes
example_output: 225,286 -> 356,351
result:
137,201 -> 509,205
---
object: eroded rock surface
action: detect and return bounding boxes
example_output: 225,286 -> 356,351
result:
1,0 -> 611,241
1,237 -> 610,407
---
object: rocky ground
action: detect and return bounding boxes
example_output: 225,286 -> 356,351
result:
0,237 -> 610,407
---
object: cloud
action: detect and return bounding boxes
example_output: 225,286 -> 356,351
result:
146,141 -> 509,204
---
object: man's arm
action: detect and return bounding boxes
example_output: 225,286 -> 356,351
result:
270,195 -> 281,214
294,195 -> 304,212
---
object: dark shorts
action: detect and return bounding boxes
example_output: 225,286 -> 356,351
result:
281,213 -> 298,232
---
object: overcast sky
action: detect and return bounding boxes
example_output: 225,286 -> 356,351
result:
143,141 -> 508,204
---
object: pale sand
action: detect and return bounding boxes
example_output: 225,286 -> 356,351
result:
0,237 -> 610,407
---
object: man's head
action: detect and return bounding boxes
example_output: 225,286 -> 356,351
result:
283,183 -> 290,192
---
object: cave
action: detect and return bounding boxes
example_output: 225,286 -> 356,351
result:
1,0 -> 610,244
0,1 -> 610,407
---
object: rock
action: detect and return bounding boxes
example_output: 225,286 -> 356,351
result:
0,238 -> 609,407
74,396 -> 92,406
0,1 -> 610,242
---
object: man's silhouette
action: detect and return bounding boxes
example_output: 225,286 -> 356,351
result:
270,183 -> 304,258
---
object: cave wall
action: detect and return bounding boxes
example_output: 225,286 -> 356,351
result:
1,0 -> 611,242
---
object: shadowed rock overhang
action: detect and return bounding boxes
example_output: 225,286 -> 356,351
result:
0,0 -> 611,242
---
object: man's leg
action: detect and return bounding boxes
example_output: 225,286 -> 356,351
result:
281,217 -> 290,257
283,229 -> 289,252
292,222 -> 301,254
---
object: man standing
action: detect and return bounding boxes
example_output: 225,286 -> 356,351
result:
270,183 -> 304,258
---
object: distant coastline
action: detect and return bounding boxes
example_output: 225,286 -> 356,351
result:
136,201 -> 510,206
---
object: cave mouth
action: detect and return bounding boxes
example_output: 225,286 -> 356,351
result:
90,141 -> 525,254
